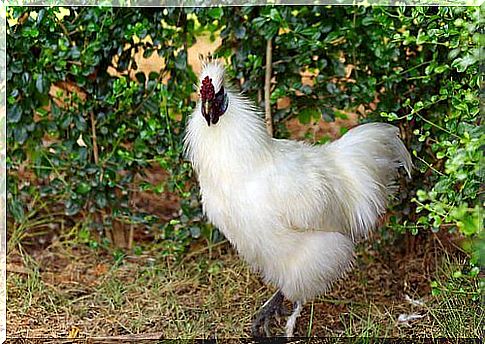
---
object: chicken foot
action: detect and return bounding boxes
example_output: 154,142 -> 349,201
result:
251,290 -> 291,337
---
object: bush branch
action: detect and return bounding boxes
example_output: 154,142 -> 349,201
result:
264,38 -> 273,137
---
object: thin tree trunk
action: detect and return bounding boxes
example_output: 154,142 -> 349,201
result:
264,38 -> 273,137
90,111 -> 99,164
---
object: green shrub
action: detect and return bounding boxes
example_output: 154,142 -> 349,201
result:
7,6 -> 482,264
7,7 -> 201,252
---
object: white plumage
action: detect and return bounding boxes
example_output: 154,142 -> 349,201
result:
184,61 -> 412,337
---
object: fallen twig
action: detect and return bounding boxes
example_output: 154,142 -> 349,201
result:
90,332 -> 164,341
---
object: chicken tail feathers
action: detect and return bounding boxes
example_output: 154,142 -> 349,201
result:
327,123 -> 412,241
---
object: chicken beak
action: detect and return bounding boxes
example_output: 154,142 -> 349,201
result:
204,101 -> 210,117
202,100 -> 212,126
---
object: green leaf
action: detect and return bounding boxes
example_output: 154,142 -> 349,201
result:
416,32 -> 429,44
70,46 -> 81,59
65,199 -> 81,216
76,182 -> 91,195
452,270 -> 462,278
36,107 -> 48,117
190,226 -> 201,238
434,65 -> 448,74
334,111 -> 348,120
458,213 -> 479,236
208,7 -> 223,19
95,193 -> 107,209
135,72 -> 146,85
298,107 -> 313,124
269,8 -> 282,22
9,199 -> 25,222
361,16 -> 374,26
235,26 -> 246,39
74,115 -> 87,132
324,31 -> 341,43
13,127 -> 28,144
51,101 -> 61,119
35,73 -> 45,93
60,115 -> 72,129
321,108 -> 335,122
7,104 -> 22,123
452,54 -> 477,72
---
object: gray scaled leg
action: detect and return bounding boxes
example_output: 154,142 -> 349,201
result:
251,290 -> 288,337
285,300 -> 303,337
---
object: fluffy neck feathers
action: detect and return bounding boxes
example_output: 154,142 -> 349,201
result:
184,88 -> 272,178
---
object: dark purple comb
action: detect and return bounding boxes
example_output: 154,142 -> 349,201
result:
200,76 -> 215,101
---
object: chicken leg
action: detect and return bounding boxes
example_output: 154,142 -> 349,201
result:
251,290 -> 289,337
285,301 -> 303,337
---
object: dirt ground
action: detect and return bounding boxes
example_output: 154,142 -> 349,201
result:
6,227 -> 482,340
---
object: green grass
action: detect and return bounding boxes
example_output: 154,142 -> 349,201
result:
426,254 -> 483,338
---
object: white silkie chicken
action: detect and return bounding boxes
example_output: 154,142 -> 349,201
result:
184,61 -> 412,337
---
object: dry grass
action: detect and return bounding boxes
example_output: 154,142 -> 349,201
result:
6,229 -> 483,340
